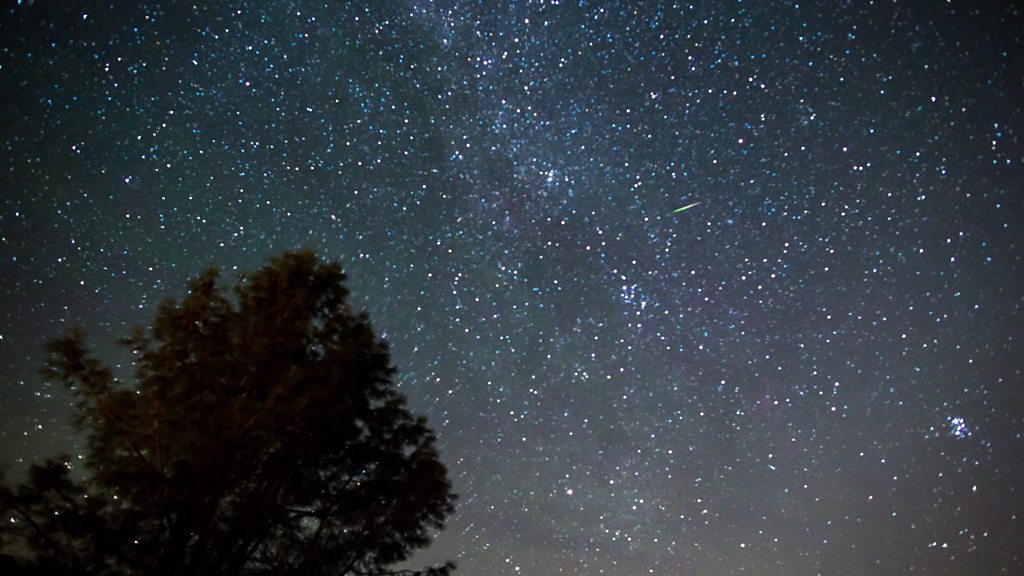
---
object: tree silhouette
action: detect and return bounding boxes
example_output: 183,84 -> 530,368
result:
1,251 -> 456,576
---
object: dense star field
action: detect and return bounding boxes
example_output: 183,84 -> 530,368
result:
1,2 -> 1022,574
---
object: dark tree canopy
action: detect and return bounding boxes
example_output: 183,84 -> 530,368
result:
1,251 -> 456,576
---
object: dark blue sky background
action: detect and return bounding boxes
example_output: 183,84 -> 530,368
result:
1,2 -> 1022,574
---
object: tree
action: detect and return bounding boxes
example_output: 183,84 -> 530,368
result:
1,251 -> 456,576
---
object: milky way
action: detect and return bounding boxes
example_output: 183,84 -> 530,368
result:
1,2 -> 1022,574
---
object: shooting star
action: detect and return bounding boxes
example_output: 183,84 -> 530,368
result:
671,201 -> 701,214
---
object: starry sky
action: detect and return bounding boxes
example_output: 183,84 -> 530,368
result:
1,1 -> 1022,574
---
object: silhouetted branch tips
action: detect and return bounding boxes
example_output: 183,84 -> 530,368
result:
353,560 -> 457,576
2,250 -> 456,576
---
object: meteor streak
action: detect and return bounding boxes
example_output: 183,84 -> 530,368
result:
671,201 -> 701,214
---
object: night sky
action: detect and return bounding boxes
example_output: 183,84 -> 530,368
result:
2,1 -> 1023,574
